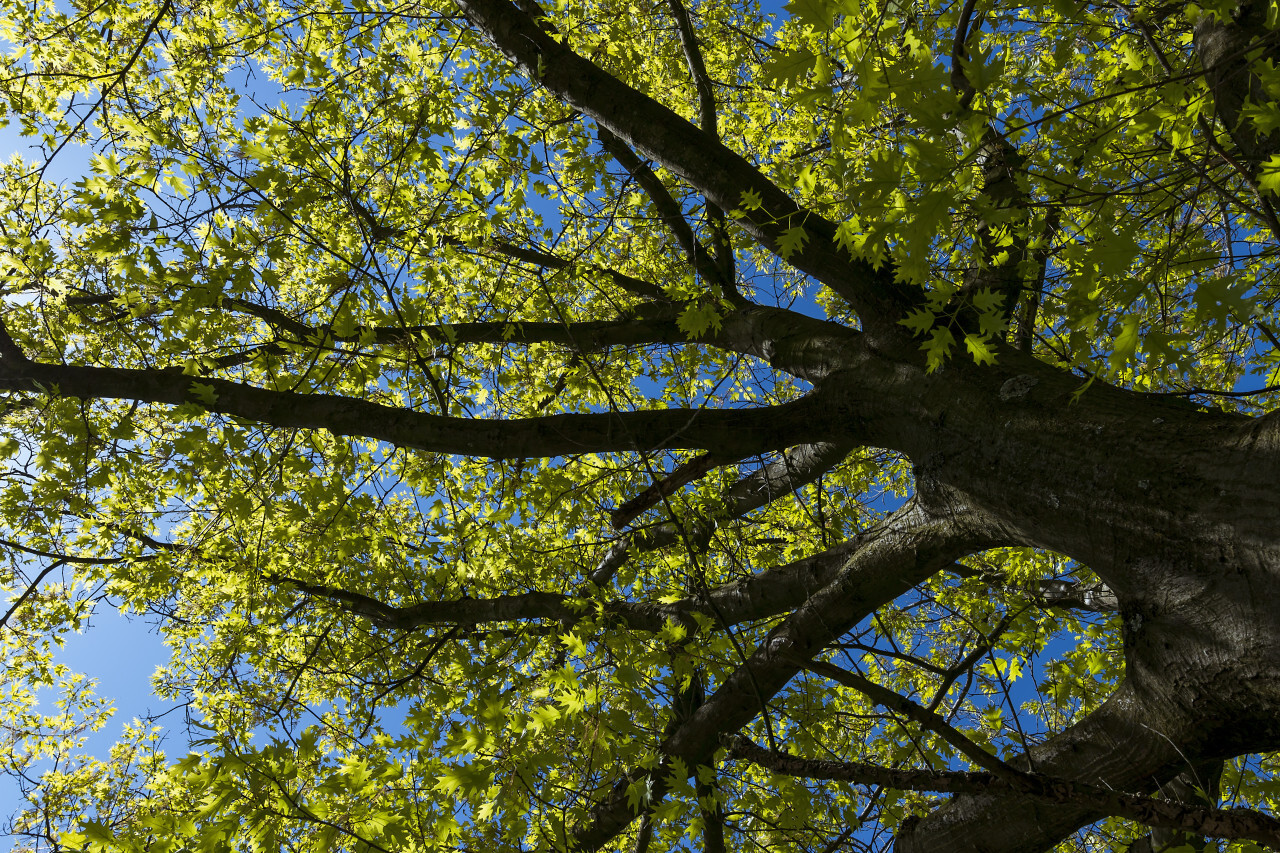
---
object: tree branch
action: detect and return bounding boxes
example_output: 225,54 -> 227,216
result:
801,659 -> 1021,779
1015,209 -> 1060,352
598,441 -> 856,583
949,0 -> 983,111
596,128 -> 732,295
665,0 -> 736,287
223,296 -> 693,352
1128,759 -> 1225,853
615,442 -> 854,534
611,451 -> 739,529
270,535 -> 870,634
667,0 -> 717,141
728,738 -> 1280,849
450,236 -> 670,301
589,527 -> 860,621
0,560 -> 66,631
74,291 -> 867,384
892,681 -> 1222,853
0,353 -> 833,459
1037,577 -> 1119,612
926,610 -> 1015,711
0,537 -> 136,565
568,496 -> 1017,850
1193,3 -> 1280,171
949,7 -> 1038,322
451,0 -> 914,332
268,574 -> 584,629
0,317 -> 30,364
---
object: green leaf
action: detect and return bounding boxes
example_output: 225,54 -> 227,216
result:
677,302 -> 723,338
332,302 -> 356,338
1109,316 -> 1141,370
626,778 -> 651,812
970,288 -> 1004,314
784,0 -> 836,29
899,307 -> 937,336
957,45 -> 1007,92
922,326 -> 956,373
1259,155 -> 1280,195
762,49 -> 817,86
964,333 -> 997,366
777,225 -> 809,259
189,382 -> 219,406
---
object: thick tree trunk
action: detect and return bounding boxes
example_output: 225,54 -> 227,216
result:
836,344 -> 1280,851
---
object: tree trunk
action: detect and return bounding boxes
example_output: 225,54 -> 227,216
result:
845,344 -> 1280,851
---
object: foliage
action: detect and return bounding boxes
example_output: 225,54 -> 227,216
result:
0,0 -> 1277,849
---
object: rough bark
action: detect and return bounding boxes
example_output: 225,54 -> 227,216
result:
848,347 -> 1280,850
730,740 -> 1276,848
1194,0 -> 1280,170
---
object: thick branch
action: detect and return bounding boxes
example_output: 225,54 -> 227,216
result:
0,350 -> 832,459
893,681 -> 1221,853
271,534 -> 869,635
274,573 -> 695,633
949,0 -> 982,111
78,292 -> 866,384
616,441 -> 854,533
611,451 -> 738,529
609,535 -> 868,627
268,575 -> 573,628
452,0 -> 914,332
802,659 -> 1020,779
713,306 -> 865,382
1015,209 -> 1060,351
692,536 -> 861,625
1194,2 -> 1280,170
666,0 -> 717,140
729,739 -> 1280,849
598,441 -> 856,583
720,441 -> 854,516
590,531 -> 862,626
1038,578 -> 1119,612
224,296 -> 693,352
1129,759 -> 1226,853
569,496 -> 1017,850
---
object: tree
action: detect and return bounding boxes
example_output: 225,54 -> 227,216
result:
1,0 -> 1280,848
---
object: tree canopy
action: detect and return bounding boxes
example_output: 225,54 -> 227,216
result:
2,0 -> 1280,849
